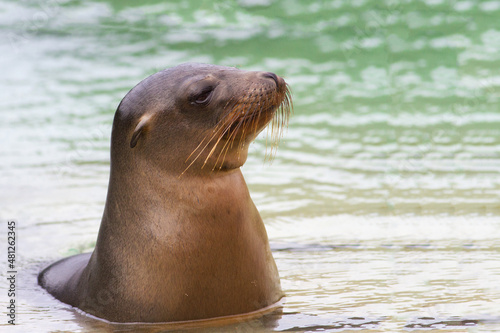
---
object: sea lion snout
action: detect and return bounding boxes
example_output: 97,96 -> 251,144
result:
262,72 -> 280,87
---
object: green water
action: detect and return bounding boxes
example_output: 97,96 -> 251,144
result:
1,0 -> 500,332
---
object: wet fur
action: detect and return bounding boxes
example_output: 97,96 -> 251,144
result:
38,63 -> 291,323
182,81 -> 292,174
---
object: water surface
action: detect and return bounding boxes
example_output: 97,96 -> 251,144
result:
1,0 -> 500,332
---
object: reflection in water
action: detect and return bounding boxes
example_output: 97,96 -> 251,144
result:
2,0 -> 500,332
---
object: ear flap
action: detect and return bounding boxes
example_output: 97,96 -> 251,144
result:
130,115 -> 152,148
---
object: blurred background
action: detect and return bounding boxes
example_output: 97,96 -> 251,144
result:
1,0 -> 500,332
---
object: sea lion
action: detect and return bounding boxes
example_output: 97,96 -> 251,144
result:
38,63 -> 292,323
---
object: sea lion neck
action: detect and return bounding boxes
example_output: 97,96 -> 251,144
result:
109,151 -> 245,193
110,137 -> 249,178
97,162 -> 251,240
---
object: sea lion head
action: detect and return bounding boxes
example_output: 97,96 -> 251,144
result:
113,63 -> 292,176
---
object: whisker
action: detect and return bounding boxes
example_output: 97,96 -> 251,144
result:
265,84 -> 292,161
180,78 -> 292,176
213,101 -> 255,169
180,97 -> 239,177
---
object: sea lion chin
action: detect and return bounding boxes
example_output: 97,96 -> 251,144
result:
38,63 -> 292,324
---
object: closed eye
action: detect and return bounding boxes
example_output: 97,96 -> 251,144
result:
194,87 -> 214,105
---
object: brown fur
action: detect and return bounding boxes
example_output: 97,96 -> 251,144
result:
38,63 -> 292,323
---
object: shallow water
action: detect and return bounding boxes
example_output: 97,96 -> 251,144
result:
1,0 -> 500,332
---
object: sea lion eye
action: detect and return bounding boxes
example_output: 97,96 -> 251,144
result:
193,86 -> 214,105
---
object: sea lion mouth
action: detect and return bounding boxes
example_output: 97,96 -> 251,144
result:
228,105 -> 276,128
221,75 -> 291,144
182,77 -> 292,174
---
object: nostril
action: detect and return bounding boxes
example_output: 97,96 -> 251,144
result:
263,72 -> 279,86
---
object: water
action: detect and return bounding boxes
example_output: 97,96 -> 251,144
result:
1,0 -> 500,331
